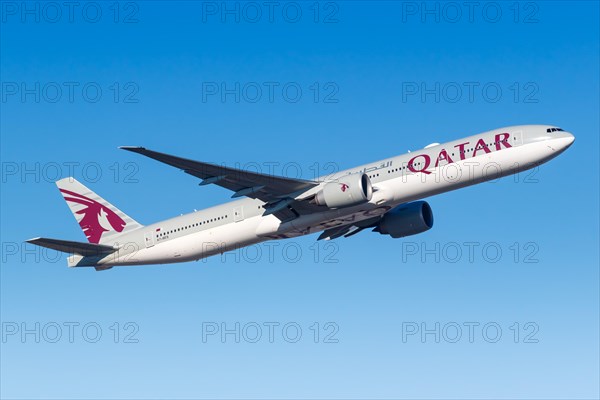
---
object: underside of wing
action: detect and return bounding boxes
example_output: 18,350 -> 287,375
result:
317,216 -> 381,240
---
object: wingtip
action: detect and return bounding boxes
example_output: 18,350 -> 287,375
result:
119,146 -> 145,151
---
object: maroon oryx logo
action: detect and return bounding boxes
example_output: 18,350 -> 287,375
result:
340,183 -> 349,192
60,189 -> 126,243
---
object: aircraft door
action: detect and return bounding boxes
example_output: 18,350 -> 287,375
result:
512,130 -> 523,146
144,232 -> 155,248
233,206 -> 244,222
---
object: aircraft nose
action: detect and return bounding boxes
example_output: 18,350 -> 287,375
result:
553,131 -> 575,151
565,132 -> 575,146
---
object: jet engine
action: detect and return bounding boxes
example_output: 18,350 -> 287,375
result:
373,201 -> 434,238
314,173 -> 373,209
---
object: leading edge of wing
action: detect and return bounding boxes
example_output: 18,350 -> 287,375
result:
119,146 -> 319,201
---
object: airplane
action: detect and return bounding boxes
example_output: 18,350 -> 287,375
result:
27,125 -> 574,271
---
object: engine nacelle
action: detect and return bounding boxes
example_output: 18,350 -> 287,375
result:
314,173 -> 373,209
374,201 -> 434,238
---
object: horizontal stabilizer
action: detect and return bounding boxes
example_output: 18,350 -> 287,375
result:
26,237 -> 117,256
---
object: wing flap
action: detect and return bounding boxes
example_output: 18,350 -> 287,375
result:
317,216 -> 382,240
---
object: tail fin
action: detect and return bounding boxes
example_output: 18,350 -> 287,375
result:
56,177 -> 143,244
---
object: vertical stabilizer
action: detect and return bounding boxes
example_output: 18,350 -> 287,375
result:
55,177 -> 143,244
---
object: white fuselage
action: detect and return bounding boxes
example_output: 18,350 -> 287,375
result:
75,125 -> 574,267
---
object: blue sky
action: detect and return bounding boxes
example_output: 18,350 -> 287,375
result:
1,1 -> 598,399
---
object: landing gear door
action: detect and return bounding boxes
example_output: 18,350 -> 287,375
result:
233,206 -> 244,222
144,232 -> 155,248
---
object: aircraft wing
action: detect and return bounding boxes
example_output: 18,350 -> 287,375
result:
121,147 -> 322,221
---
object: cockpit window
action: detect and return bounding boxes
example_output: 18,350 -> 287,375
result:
547,127 -> 565,133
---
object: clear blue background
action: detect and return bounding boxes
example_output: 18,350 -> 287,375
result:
1,1 -> 598,398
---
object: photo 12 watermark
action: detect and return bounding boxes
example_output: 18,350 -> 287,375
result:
1,81 -> 140,104
200,1 -> 340,24
1,1 -> 140,24
1,161 -> 140,184
201,321 -> 340,344
201,240 -> 340,264
400,2 -> 540,24
399,241 -> 540,264
401,321 -> 540,343
201,81 -> 339,104
205,160 -> 340,181
1,321 -> 140,344
401,81 -> 539,104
